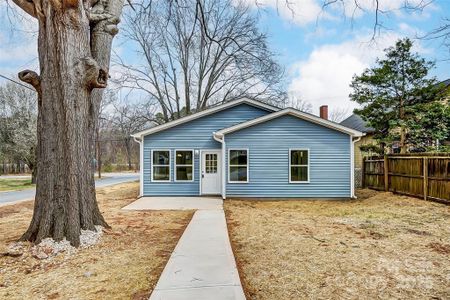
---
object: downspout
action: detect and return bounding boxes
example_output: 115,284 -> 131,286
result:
213,132 -> 226,200
133,135 -> 144,198
351,136 -> 362,199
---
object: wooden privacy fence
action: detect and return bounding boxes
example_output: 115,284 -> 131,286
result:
362,154 -> 450,204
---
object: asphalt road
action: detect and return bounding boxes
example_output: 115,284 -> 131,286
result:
0,173 -> 139,205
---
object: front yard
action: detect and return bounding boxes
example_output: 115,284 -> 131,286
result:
225,190 -> 450,299
0,182 -> 193,299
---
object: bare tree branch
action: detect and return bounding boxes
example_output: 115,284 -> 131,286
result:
10,0 -> 37,18
116,0 -> 285,121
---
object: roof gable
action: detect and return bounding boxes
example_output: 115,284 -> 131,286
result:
215,108 -> 364,137
131,98 -> 279,138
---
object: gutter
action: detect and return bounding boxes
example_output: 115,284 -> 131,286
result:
213,132 -> 226,200
351,136 -> 362,199
132,136 -> 144,197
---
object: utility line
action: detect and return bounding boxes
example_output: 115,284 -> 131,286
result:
0,74 -> 34,91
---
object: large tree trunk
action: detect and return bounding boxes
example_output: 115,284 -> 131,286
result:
88,0 -> 124,178
18,0 -> 117,247
399,101 -> 407,154
400,126 -> 407,154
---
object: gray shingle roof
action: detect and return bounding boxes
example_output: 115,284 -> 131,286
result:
340,114 -> 375,133
438,78 -> 450,86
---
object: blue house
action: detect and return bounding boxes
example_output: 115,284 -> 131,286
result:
131,98 -> 364,199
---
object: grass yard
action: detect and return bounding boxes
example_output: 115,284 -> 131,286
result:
0,182 -> 193,300
0,178 -> 34,192
225,190 -> 450,299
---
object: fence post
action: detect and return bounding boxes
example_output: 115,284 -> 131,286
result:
423,157 -> 428,200
361,157 -> 366,188
384,155 -> 389,192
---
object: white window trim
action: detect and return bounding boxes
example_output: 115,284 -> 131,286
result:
174,149 -> 195,182
151,149 -> 171,182
289,148 -> 310,184
228,148 -> 249,183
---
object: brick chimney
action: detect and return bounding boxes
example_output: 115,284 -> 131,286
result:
319,105 -> 328,120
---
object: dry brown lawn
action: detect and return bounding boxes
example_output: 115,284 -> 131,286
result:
225,190 -> 450,300
0,182 -> 193,300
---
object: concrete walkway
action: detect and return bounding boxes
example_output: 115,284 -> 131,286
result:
122,196 -> 223,210
150,209 -> 245,300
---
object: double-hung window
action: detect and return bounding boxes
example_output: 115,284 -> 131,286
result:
228,149 -> 248,183
152,150 -> 171,181
289,149 -> 309,183
175,150 -> 194,181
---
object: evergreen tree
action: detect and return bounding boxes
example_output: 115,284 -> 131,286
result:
350,38 -> 438,153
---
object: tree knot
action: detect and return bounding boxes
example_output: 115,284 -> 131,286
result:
79,57 -> 108,89
18,70 -> 42,94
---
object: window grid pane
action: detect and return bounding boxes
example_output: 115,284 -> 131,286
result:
176,151 -> 193,165
174,150 -> 194,181
152,150 -> 170,181
230,150 -> 247,166
153,151 -> 170,166
176,166 -> 193,181
290,149 -> 308,182
291,150 -> 308,165
291,166 -> 308,182
230,166 -> 247,182
229,150 -> 247,182
153,166 -> 170,181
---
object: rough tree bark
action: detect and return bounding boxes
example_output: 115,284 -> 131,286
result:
12,0 -> 124,246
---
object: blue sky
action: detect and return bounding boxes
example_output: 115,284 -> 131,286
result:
247,0 -> 450,114
0,0 -> 449,117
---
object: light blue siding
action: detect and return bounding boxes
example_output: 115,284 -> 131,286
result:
143,103 -> 271,196
225,115 -> 351,198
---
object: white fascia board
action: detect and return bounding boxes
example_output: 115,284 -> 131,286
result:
216,108 -> 365,137
130,98 -> 279,139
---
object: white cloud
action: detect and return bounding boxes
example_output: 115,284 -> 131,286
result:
287,29 -> 428,115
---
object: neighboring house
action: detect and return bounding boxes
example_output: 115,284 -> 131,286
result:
340,114 -> 376,169
131,98 -> 363,199
340,114 -> 376,188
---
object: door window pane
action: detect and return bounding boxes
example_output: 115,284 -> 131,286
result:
206,153 -> 217,174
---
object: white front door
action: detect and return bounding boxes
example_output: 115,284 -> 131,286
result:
201,150 -> 222,195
